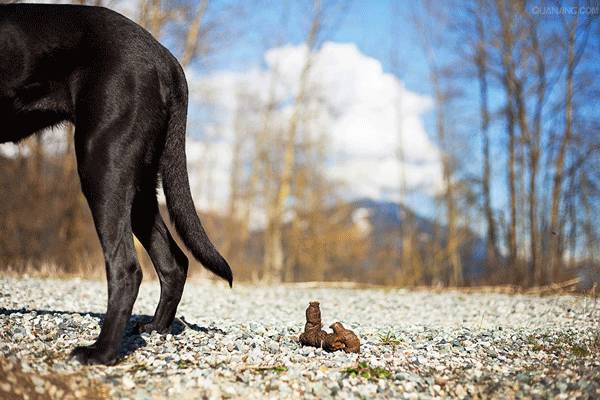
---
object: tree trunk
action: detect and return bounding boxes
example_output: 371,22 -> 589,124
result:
264,0 -> 321,283
496,0 -> 518,272
549,19 -> 576,281
474,12 -> 498,271
180,0 -> 209,67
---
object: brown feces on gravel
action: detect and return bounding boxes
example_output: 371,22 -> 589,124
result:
299,302 -> 360,353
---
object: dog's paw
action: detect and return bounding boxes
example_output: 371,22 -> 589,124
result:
135,321 -> 170,335
71,345 -> 117,365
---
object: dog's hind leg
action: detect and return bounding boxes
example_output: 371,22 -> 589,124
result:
131,186 -> 188,334
70,115 -> 145,365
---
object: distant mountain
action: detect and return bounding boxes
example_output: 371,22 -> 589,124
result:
348,198 -> 488,281
350,198 -> 436,235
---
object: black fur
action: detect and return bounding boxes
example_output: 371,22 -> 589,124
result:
0,4 -> 233,365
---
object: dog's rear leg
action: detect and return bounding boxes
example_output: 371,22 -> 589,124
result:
131,187 -> 188,334
70,124 -> 143,365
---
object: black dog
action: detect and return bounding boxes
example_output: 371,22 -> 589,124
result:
0,4 -> 232,365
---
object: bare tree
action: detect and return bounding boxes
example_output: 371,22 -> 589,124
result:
413,1 -> 463,286
495,0 -> 519,274
262,0 -> 321,283
472,1 -> 499,270
549,11 -> 578,281
180,0 -> 209,67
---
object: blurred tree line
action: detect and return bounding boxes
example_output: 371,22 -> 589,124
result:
1,0 -> 598,288
404,0 -> 600,287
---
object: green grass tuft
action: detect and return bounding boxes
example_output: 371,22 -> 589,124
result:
252,365 -> 288,374
270,365 -> 288,373
378,331 -> 403,348
176,360 -> 194,369
344,361 -> 391,380
571,345 -> 590,357
527,332 -> 600,358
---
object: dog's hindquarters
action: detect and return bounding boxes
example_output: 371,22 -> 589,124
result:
2,4 -> 232,365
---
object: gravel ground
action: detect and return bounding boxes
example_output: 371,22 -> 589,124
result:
1,277 -> 599,399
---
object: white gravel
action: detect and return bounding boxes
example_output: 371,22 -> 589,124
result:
1,277 -> 599,399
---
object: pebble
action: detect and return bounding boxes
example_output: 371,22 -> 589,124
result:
0,277 -> 599,399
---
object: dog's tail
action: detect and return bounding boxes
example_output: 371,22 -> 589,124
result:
159,71 -> 233,287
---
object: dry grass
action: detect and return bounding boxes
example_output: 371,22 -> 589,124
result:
1,267 -> 597,298
0,358 -> 110,400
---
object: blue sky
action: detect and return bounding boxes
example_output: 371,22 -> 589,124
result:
201,1 -> 431,94
184,0 -> 599,226
180,0 -> 446,216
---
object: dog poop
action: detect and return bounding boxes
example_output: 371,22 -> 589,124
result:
299,301 -> 360,353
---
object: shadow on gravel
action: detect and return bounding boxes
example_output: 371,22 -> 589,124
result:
0,307 -> 226,358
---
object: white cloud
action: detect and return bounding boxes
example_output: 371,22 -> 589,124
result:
185,139 -> 232,211
188,42 -> 443,210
